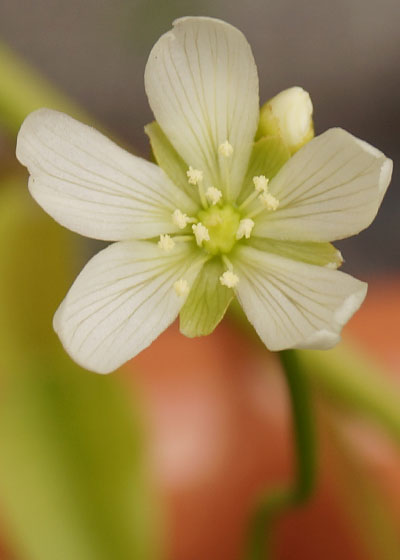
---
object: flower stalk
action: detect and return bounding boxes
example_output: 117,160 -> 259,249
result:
244,349 -> 316,560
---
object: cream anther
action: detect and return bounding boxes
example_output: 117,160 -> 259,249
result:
172,209 -> 190,229
158,234 -> 175,252
218,140 -> 233,157
253,175 -> 269,193
173,278 -> 189,296
192,223 -> 210,247
219,270 -> 239,288
259,191 -> 279,211
236,218 -> 255,240
205,186 -> 223,205
187,166 -> 203,185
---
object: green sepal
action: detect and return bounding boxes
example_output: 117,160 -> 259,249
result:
179,258 -> 234,337
145,121 -> 199,203
238,136 -> 290,204
249,238 -> 343,268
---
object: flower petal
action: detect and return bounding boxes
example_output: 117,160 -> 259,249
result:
17,109 -> 197,241
252,128 -> 392,242
54,240 -> 206,374
233,246 -> 367,351
144,17 -> 259,201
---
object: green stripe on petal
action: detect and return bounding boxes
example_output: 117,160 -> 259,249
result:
249,238 -> 343,269
179,258 -> 233,337
238,136 -> 290,204
145,121 -> 199,204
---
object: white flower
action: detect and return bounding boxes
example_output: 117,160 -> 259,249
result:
16,16 -> 392,374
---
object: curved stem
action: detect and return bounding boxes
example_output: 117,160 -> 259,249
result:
244,349 -> 317,559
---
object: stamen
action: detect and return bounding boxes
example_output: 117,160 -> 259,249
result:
172,209 -> 192,229
173,278 -> 189,297
218,140 -> 234,157
205,186 -> 223,205
258,192 -> 279,211
186,166 -> 203,185
236,218 -> 255,240
158,234 -> 175,252
239,176 -> 270,211
253,175 -> 269,193
192,223 -> 210,247
219,270 -> 239,288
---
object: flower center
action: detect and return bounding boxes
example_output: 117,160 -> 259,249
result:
197,204 -> 241,255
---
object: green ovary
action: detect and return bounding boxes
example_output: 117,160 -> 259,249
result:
198,204 -> 241,255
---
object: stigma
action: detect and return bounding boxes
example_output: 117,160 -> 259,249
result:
205,186 -> 223,205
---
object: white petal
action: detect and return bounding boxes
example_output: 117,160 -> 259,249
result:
17,109 -> 197,241
253,128 -> 392,242
145,17 -> 259,201
233,246 -> 367,351
54,240 -> 206,373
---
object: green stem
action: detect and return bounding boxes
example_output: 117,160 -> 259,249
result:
229,303 -> 400,455
0,42 -> 90,137
245,349 -> 316,559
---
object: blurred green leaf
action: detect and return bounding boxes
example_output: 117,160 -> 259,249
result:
0,177 -> 77,364
0,181 -> 162,560
0,355 -> 160,560
298,346 -> 400,446
0,43 -> 89,137
325,408 -> 400,560
0,356 -> 161,560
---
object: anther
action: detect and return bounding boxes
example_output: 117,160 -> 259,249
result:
219,270 -> 239,288
187,166 -> 203,185
253,175 -> 269,193
172,209 -> 190,229
258,191 -> 279,211
174,278 -> 189,297
158,234 -> 175,252
218,140 -> 234,157
192,223 -> 210,247
205,186 -> 223,205
236,218 -> 255,240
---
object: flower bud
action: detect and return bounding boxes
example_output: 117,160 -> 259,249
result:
257,86 -> 314,153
